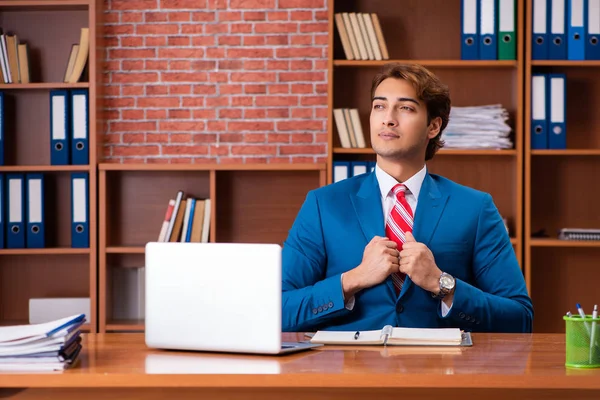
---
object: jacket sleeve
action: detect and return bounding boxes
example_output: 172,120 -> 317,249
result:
440,193 -> 534,333
281,191 -> 352,332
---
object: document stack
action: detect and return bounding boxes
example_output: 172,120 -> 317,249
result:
0,314 -> 85,371
443,104 -> 513,149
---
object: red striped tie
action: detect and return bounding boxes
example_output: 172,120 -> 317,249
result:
385,184 -> 414,295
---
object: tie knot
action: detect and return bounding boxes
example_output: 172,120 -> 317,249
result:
392,183 -> 407,198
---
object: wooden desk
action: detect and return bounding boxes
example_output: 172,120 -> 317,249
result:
0,333 -> 599,400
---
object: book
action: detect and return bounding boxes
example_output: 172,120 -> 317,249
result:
310,325 -> 472,346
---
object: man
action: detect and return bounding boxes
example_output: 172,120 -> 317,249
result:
281,63 -> 533,333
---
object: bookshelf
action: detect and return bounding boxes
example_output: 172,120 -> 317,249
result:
0,0 -> 101,331
327,0 -> 524,266
97,163 -> 327,333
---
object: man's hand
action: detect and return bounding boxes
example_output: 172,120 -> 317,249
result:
399,231 -> 443,294
342,236 -> 399,299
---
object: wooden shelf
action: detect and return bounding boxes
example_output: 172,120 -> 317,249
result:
99,163 -> 327,172
0,165 -> 91,172
106,247 -> 146,254
106,320 -> 145,332
530,150 -> 600,156
334,60 -> 518,68
0,248 -> 90,255
0,82 -> 89,90
529,239 -> 600,248
531,60 -> 600,67
333,148 -> 517,156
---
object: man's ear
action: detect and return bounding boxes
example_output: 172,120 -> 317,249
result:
427,117 -> 442,139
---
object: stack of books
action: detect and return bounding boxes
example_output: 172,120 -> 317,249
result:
0,314 -> 85,371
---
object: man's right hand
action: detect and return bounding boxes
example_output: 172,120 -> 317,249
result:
342,236 -> 399,299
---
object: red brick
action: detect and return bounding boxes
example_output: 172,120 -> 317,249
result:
138,97 -> 180,108
110,49 -> 155,59
170,133 -> 192,142
104,38 -> 119,47
314,35 -> 328,45
146,158 -> 171,164
231,23 -> 253,33
170,60 -> 192,70
244,134 -> 266,143
301,96 -> 327,106
279,0 -> 324,8
122,133 -> 145,143
231,97 -> 253,106
106,23 -> 135,34
292,133 -> 315,143
290,35 -> 312,45
215,157 -> 244,163
267,60 -> 289,70
292,108 -> 313,118
170,85 -> 192,95
169,110 -> 191,119
208,0 -> 227,9
267,11 -> 288,21
159,48 -> 204,58
219,84 -> 243,94
206,97 -> 229,107
316,83 -> 327,94
144,12 -> 168,22
256,96 -> 298,106
136,24 -> 179,35
228,121 -> 274,132
210,145 -> 230,156
105,110 -> 120,120
147,86 -> 169,95
291,60 -> 312,70
267,108 -> 289,118
193,85 -> 217,95
160,0 -> 207,9
266,35 -> 289,45
255,23 -> 298,33
279,145 -> 325,155
104,12 -> 119,23
122,110 -> 145,120
219,109 -> 243,119
103,85 -> 120,96
145,37 -> 167,46
206,48 -> 226,58
268,84 -> 290,94
208,121 -> 227,131
170,158 -> 193,164
244,36 -> 266,46
146,110 -> 168,119
193,158 -> 215,164
230,0 -> 274,8
111,121 -> 157,132
245,84 -> 267,94
315,133 -> 327,143
218,60 -> 243,70
113,146 -> 160,156
112,73 -> 159,83
241,61 -> 265,71
193,133 -> 218,143
290,11 -> 312,20
245,158 -> 269,164
277,47 -> 322,58
181,24 -> 206,34
205,24 -> 229,34
230,72 -> 276,82
315,10 -> 327,20
244,11 -> 266,20
219,36 -> 242,46
146,60 -> 168,70
105,134 -> 122,144
121,37 -> 143,47
278,121 -> 322,131
161,72 -> 209,82
159,121 -> 205,131
168,36 -> 191,46
220,133 -> 244,143
209,72 -> 227,82
193,110 -> 217,119
193,36 -> 216,46
122,86 -> 144,96
245,109 -> 266,119
291,83 -> 313,94
315,60 -> 327,69
231,145 -> 277,155
168,12 -> 191,21
146,134 -> 170,142
110,0 -> 158,10
219,11 -> 242,21
279,72 -> 325,82
162,145 -> 209,155
227,48 -> 274,58
192,12 -> 216,21
268,134 -> 290,143
300,22 -> 327,33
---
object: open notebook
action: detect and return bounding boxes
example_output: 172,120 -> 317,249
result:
310,325 -> 472,346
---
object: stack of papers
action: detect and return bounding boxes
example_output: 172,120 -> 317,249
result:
0,314 -> 85,371
443,104 -> 513,149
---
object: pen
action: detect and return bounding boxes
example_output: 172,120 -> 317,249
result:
577,303 -> 592,336
354,331 -> 360,340
590,305 -> 598,363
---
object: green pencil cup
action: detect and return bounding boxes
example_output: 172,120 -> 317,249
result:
564,315 -> 600,368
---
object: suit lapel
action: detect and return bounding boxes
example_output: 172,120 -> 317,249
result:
398,172 -> 449,299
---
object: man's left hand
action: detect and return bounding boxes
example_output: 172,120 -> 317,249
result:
398,231 -> 442,294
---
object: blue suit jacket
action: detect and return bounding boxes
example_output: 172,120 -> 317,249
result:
282,171 -> 533,333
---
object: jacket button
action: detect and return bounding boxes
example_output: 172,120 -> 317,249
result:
396,303 -> 404,313
323,304 -> 329,311
459,312 -> 466,319
318,306 -> 323,313
328,302 -> 334,308
312,308 -> 318,315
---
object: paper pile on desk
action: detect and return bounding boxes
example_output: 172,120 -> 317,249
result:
443,104 -> 513,149
0,314 -> 85,371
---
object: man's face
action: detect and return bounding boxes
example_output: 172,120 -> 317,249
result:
370,78 -> 438,161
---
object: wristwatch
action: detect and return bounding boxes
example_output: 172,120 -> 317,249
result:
431,272 -> 456,300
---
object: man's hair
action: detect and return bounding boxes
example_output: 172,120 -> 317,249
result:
370,63 -> 451,160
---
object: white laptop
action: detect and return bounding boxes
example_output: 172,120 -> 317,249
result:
144,242 -> 322,355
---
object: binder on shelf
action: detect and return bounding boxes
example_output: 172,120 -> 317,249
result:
548,73 -> 567,149
352,161 -> 369,177
568,0 -> 586,60
479,0 -> 497,59
533,0 -> 549,59
531,74 -> 548,149
70,173 -> 89,248
0,92 -> 4,165
25,173 -> 44,249
0,174 -> 3,249
462,0 -> 479,59
549,0 -> 567,59
586,0 -> 600,59
333,161 -> 350,183
498,0 -> 517,60
70,89 -> 89,165
50,90 -> 70,166
6,173 -> 24,249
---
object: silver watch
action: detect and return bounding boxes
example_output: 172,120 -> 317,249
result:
432,272 -> 455,300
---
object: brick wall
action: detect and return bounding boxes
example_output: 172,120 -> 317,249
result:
102,0 -> 329,164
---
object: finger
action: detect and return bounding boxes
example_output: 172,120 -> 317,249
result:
404,231 -> 417,243
381,240 -> 398,249
384,248 -> 400,257
399,255 -> 412,265
388,254 -> 399,266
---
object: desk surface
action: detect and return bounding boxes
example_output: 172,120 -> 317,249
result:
0,333 -> 599,390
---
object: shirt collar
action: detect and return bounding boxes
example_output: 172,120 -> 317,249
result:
375,163 -> 427,200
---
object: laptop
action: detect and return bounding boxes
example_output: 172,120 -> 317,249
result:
144,242 -> 322,355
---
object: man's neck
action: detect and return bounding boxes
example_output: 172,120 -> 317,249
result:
377,156 -> 425,183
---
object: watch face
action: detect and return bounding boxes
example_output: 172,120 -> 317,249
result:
441,274 -> 455,290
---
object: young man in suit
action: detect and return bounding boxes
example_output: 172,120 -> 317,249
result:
281,63 -> 533,333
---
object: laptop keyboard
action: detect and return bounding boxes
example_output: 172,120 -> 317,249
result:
281,345 -> 295,349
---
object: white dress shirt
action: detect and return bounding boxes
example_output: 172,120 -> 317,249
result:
343,164 -> 452,316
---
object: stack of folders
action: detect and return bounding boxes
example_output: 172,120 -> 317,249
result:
461,0 -> 517,60
531,0 -> 600,60
158,191 -> 211,243
0,314 -> 85,371
333,108 -> 366,149
334,12 -> 388,61
530,73 -> 566,150
443,104 -> 513,149
50,88 -> 89,166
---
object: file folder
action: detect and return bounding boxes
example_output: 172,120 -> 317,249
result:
461,0 -> 479,59
50,90 -> 70,165
550,0 -> 568,59
0,174 -> 4,249
71,173 -> 89,248
352,161 -> 369,177
0,92 -> 4,165
333,161 -> 350,183
587,0 -> 600,59
533,0 -> 549,59
568,0 -> 586,59
531,74 -> 549,149
70,89 -> 89,165
6,173 -> 25,248
479,0 -> 497,59
26,173 -> 45,249
548,74 -> 567,149
498,0 -> 517,59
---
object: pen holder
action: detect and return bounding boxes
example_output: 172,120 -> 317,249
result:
564,315 -> 600,368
